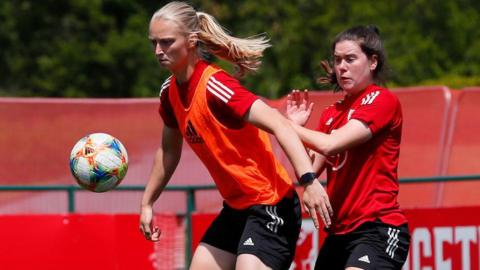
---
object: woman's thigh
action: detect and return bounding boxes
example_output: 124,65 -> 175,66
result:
190,243 -> 236,270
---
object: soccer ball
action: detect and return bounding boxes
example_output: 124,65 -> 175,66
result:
69,133 -> 128,192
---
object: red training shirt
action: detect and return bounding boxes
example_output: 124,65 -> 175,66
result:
317,84 -> 408,234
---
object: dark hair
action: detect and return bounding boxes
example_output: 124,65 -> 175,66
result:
318,25 -> 389,91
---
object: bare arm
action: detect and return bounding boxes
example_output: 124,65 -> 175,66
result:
246,100 -> 314,177
245,99 -> 333,228
140,126 -> 183,241
310,150 -> 327,175
285,91 -> 327,178
292,119 -> 372,156
285,89 -> 371,155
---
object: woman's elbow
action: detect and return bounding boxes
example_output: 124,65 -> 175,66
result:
323,147 -> 338,156
314,141 -> 341,156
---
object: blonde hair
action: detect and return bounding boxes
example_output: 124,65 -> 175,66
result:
150,1 -> 271,77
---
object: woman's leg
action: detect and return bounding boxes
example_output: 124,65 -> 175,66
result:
236,254 -> 272,270
190,243 -> 236,270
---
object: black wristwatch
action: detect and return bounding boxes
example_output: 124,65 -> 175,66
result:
298,172 -> 316,186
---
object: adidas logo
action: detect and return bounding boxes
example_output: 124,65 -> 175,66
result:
347,109 -> 355,120
361,90 -> 380,105
326,117 -> 334,126
243,237 -> 254,246
358,255 -> 370,263
185,120 -> 203,144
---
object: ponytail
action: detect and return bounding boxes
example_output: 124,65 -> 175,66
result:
196,12 -> 270,77
150,2 -> 270,78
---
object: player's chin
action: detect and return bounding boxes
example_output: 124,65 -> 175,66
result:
341,83 -> 358,94
339,81 -> 352,90
157,59 -> 171,68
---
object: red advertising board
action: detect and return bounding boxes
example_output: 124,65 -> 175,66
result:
403,207 -> 480,270
1,207 -> 479,270
0,214 -> 181,270
192,207 -> 480,270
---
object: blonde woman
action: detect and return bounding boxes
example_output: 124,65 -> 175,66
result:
139,2 -> 332,270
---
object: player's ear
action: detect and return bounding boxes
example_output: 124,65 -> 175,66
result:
188,33 -> 199,49
370,55 -> 378,71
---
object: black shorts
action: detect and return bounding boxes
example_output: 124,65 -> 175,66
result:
315,221 -> 410,270
201,190 -> 302,270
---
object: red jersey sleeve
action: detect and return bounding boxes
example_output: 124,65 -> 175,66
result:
158,77 -> 179,128
351,89 -> 400,135
206,71 -> 258,128
316,104 -> 335,132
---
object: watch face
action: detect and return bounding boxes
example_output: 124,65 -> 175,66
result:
299,172 -> 316,185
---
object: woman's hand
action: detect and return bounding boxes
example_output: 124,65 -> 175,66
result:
302,179 -> 333,229
140,205 -> 161,241
286,89 -> 314,126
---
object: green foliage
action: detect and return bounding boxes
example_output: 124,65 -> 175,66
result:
0,0 -> 479,97
0,0 -> 168,97
417,74 -> 480,89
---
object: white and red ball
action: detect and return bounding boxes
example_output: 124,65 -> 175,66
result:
69,133 -> 128,192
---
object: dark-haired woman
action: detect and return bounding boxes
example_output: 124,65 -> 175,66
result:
287,25 -> 410,270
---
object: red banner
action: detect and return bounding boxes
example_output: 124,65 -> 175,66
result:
0,214 -> 181,270
1,207 -> 479,270
192,207 -> 480,270
403,207 -> 480,270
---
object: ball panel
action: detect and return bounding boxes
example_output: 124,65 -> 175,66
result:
72,157 -> 94,183
89,133 -> 113,145
95,148 -> 123,171
70,137 -> 87,159
117,162 -> 128,180
93,176 -> 120,192
111,138 -> 129,163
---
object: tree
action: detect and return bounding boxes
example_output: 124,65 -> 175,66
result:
1,0 -> 479,97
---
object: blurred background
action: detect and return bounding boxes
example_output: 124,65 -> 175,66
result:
1,1 -> 480,270
1,0 -> 480,98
